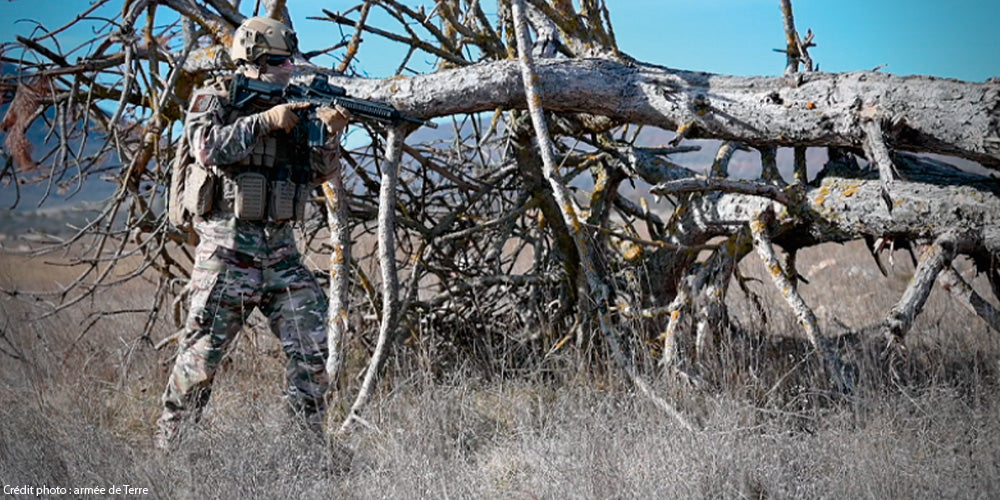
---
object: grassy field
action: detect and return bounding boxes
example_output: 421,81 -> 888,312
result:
1,240 -> 999,499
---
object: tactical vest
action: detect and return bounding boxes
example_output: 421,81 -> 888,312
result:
179,76 -> 313,224
221,90 -> 314,222
222,117 -> 313,222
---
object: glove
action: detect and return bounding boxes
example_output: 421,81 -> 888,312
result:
316,105 -> 352,134
258,102 -> 311,132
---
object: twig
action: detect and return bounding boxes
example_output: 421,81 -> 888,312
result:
336,1 -> 372,74
758,145 -> 784,185
0,322 -> 27,361
860,117 -> 897,209
651,177 -> 792,206
793,147 -> 808,184
750,207 -> 821,348
202,0 -> 244,27
662,273 -> 698,369
587,223 -> 717,252
710,141 -> 743,178
778,0 -> 814,74
317,8 -> 468,67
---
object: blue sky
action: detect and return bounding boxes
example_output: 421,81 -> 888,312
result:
607,0 -> 1000,81
1,1 -> 998,81
302,0 -> 1000,81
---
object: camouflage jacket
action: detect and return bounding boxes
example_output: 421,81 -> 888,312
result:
184,75 -> 342,257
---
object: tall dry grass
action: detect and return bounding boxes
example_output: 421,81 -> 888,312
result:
2,241 -> 999,499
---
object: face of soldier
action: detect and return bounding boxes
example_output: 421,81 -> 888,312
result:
244,54 -> 294,87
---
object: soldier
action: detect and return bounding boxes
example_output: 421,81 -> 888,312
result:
154,16 -> 351,450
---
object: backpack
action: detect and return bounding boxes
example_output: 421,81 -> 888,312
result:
167,78 -> 230,233
167,134 -> 213,232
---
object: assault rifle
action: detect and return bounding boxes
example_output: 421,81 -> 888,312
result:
230,73 -> 436,146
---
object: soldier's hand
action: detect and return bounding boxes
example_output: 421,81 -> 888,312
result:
258,102 -> 311,132
316,105 -> 352,134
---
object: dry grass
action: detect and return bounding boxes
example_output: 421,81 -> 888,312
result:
2,241 -> 999,499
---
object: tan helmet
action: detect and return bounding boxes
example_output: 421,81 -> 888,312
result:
230,16 -> 298,64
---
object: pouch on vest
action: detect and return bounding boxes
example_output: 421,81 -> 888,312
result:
294,184 -> 310,221
270,179 -> 297,221
234,171 -> 267,221
183,164 -> 215,218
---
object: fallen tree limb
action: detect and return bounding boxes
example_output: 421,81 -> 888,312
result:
327,58 -> 1000,169
666,176 -> 1000,255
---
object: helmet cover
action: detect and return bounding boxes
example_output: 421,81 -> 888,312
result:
230,16 -> 298,64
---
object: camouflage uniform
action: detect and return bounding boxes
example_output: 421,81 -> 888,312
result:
155,77 -> 341,447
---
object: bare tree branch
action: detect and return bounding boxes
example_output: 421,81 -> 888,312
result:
940,267 -> 1000,333
339,126 -> 407,435
513,0 -> 693,431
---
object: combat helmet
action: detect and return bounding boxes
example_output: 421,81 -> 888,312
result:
230,16 -> 298,64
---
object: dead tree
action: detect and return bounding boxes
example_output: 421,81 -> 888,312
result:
2,1 -> 999,429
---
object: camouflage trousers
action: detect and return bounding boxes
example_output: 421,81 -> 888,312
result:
155,243 -> 329,446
